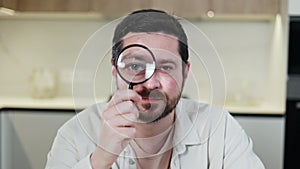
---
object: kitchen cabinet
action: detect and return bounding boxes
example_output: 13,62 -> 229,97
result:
90,0 -> 151,18
234,114 -> 285,169
1,109 -> 74,169
0,108 -> 285,169
151,0 -> 209,18
16,0 -> 148,14
0,0 -> 17,10
8,0 -> 280,18
211,0 -> 280,16
288,0 -> 300,15
18,0 -> 89,12
152,0 -> 280,18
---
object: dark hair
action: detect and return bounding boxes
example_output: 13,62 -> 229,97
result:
112,9 -> 189,65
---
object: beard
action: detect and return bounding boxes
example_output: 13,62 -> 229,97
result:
136,88 -> 182,123
115,77 -> 184,124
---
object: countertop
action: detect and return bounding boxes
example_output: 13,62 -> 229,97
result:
0,97 -> 104,110
0,97 -> 285,115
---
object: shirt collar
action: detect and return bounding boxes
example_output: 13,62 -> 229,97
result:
173,99 -> 202,147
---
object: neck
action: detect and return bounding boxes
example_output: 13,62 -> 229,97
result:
135,111 -> 175,138
132,111 -> 175,155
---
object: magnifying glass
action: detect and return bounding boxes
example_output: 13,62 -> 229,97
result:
115,44 -> 156,89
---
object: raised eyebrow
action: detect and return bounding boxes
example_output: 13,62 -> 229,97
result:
121,55 -> 148,62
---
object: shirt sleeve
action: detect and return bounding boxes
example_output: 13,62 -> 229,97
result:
44,127 -> 94,169
72,155 -> 93,169
223,113 -> 266,169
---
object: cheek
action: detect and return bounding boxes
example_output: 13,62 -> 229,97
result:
116,76 -> 129,89
160,73 -> 183,92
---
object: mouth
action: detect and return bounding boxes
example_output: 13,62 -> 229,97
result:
139,89 -> 165,100
141,96 -> 163,102
136,89 -> 167,112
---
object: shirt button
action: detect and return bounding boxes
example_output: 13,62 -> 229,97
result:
129,158 -> 135,165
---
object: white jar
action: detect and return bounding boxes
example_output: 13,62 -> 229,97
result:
29,68 -> 58,99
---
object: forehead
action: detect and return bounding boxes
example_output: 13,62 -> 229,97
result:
122,32 -> 180,60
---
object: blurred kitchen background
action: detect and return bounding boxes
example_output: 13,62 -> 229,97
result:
0,0 -> 299,169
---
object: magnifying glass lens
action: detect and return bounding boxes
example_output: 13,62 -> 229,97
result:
116,45 -> 155,85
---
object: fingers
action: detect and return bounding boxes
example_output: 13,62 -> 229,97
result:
103,89 -> 141,124
101,89 -> 141,138
103,100 -> 138,119
108,112 -> 138,127
102,101 -> 139,139
92,89 -> 140,168
108,89 -> 141,108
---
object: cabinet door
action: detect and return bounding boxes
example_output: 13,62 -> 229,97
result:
0,0 -> 17,10
235,115 -> 285,169
211,0 -> 279,16
12,0 -> 280,17
151,0 -> 209,18
18,0 -> 90,12
1,110 -> 74,169
91,0 -> 150,18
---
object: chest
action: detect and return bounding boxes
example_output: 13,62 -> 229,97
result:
112,143 -> 222,169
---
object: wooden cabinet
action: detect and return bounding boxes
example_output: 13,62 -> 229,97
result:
90,0 -> 151,18
151,0 -> 209,18
17,0 -> 89,12
211,0 -> 280,16
0,0 -> 17,10
152,0 -> 280,18
2,0 -> 280,18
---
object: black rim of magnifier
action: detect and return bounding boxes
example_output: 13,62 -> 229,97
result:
115,44 -> 156,89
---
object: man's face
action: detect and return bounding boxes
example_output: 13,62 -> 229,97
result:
112,32 -> 190,123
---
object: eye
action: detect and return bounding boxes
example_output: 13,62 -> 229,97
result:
159,63 -> 176,72
160,65 -> 172,71
127,63 -> 145,71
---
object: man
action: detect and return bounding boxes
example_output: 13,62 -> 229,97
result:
45,9 -> 265,169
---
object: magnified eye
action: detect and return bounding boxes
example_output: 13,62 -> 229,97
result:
116,44 -> 156,87
126,63 -> 145,72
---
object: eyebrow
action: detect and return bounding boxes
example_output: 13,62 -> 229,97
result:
121,54 -> 146,61
121,55 -> 155,65
156,59 -> 179,65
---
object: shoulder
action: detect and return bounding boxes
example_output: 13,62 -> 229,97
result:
176,98 -> 240,142
177,98 -> 229,123
57,103 -> 107,139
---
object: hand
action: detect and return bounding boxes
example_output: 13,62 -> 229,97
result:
90,89 -> 141,169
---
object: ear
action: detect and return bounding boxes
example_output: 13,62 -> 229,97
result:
183,61 -> 190,82
112,66 -> 117,77
111,59 -> 117,77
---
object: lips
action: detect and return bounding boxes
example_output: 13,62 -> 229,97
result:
139,90 -> 165,102
136,89 -> 166,112
141,97 -> 163,101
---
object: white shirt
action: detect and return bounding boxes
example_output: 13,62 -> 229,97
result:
45,99 -> 265,169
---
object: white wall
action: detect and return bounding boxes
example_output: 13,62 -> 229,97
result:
0,19 -> 106,98
0,17 -> 287,112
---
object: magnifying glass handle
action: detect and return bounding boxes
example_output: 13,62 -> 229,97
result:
128,83 -> 134,90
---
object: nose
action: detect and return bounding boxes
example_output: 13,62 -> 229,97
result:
143,71 -> 161,90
